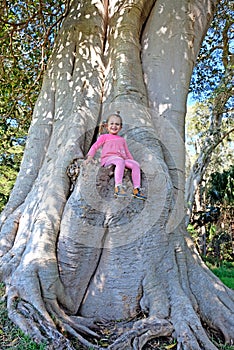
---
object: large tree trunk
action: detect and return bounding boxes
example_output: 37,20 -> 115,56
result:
0,1 -> 233,349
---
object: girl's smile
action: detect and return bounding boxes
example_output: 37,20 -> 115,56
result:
107,116 -> 122,135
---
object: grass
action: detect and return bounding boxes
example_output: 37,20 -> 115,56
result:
206,261 -> 234,290
0,263 -> 234,349
0,282 -> 46,349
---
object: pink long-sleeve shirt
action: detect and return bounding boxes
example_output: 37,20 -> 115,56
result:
87,134 -> 134,166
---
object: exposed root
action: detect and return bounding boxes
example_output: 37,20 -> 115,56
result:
174,322 -> 218,350
170,293 -> 219,350
6,286 -> 101,349
108,316 -> 173,350
46,300 -> 100,341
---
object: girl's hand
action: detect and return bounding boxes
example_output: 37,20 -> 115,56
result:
84,156 -> 94,165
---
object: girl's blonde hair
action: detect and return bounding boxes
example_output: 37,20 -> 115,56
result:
99,111 -> 123,134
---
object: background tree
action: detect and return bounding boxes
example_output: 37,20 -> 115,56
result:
185,0 -> 233,261
205,166 -> 234,261
0,1 -> 234,350
185,0 -> 234,222
0,0 -> 68,210
186,100 -> 233,261
188,164 -> 234,261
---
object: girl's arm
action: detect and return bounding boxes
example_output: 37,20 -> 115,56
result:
84,155 -> 95,165
84,135 -> 105,164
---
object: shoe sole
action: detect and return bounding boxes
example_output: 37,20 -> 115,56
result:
132,195 -> 146,200
115,194 -> 127,198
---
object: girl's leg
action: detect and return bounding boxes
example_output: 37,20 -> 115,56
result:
125,159 -> 141,188
104,157 -> 126,186
125,159 -> 147,200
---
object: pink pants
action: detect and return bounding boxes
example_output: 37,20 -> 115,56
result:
104,156 -> 141,188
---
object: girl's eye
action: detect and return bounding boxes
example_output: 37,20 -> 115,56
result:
109,122 -> 120,126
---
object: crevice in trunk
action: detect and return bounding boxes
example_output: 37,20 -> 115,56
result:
78,226 -> 109,314
70,44 -> 76,77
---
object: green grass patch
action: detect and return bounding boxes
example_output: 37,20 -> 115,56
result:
0,283 -> 46,350
205,261 -> 234,290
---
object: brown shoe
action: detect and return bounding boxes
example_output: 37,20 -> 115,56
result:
132,188 -> 147,200
114,185 -> 127,197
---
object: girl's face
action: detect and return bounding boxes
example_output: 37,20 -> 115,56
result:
107,115 -> 122,135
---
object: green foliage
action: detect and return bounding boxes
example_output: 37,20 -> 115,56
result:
189,166 -> 234,262
0,118 -> 26,211
186,100 -> 234,176
187,1 -> 233,179
187,0 -> 233,253
190,0 -> 233,101
0,0 -> 68,211
208,166 -> 234,205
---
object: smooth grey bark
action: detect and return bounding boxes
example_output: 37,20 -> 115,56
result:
0,1 -> 233,349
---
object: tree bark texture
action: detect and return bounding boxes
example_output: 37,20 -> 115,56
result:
0,0 -> 233,349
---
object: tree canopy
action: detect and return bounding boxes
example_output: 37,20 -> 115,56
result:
0,0 -> 68,210
189,0 -> 233,101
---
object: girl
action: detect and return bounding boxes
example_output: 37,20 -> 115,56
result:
84,112 -> 146,200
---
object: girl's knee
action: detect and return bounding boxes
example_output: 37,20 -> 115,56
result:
116,158 -> 126,166
126,160 -> 140,169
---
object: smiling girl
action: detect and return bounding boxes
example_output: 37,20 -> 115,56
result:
84,112 -> 146,200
